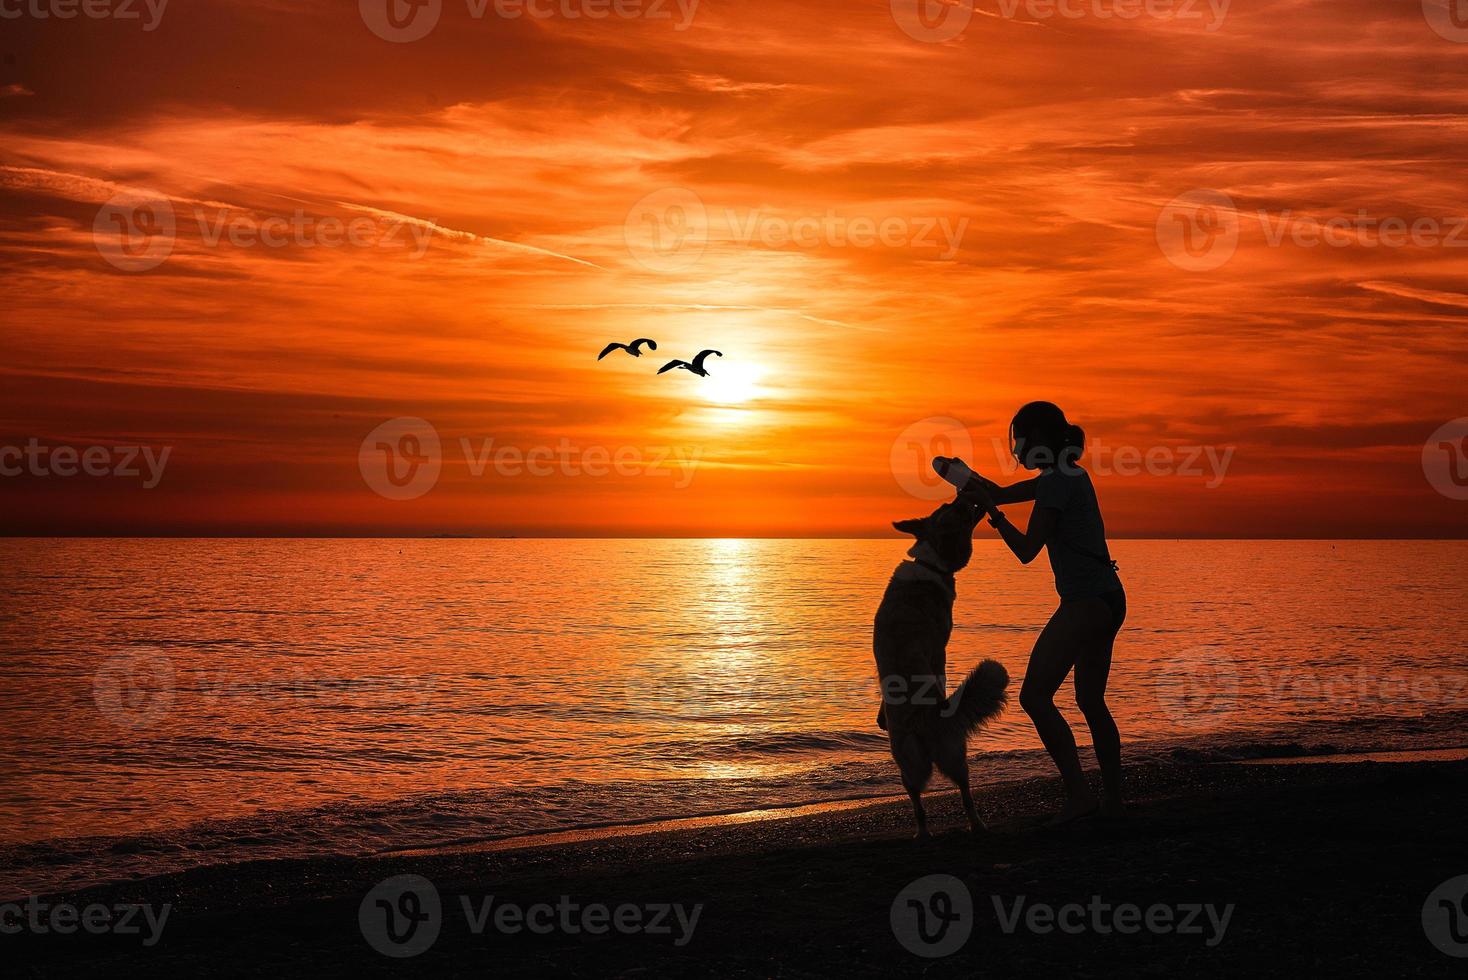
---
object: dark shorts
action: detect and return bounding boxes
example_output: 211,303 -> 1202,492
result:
1097,587 -> 1126,636
1063,587 -> 1127,641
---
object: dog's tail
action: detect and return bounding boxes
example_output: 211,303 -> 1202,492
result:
941,659 -> 1009,736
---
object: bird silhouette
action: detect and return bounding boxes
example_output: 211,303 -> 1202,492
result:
657,349 -> 722,377
597,338 -> 657,360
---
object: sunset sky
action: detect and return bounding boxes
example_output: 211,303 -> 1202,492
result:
3,0 -> 1467,536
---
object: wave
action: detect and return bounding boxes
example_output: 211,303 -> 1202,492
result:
654,729 -> 890,759
8,708 -> 1468,900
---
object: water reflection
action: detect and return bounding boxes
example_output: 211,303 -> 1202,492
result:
2,539 -> 1466,852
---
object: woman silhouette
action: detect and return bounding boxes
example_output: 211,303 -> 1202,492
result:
939,401 -> 1126,822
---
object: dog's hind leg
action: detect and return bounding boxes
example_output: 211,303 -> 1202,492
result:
957,778 -> 985,834
907,789 -> 929,839
936,743 -> 985,834
891,731 -> 933,839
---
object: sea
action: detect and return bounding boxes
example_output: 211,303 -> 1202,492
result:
2,538 -> 1466,896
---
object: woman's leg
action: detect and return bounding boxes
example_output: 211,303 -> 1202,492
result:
1073,623 -> 1121,814
1075,592 -> 1125,814
1020,604 -> 1099,814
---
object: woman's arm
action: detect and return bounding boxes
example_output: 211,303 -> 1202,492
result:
991,507 -> 1056,564
932,457 -> 1038,503
973,474 -> 1038,505
956,486 -> 1056,564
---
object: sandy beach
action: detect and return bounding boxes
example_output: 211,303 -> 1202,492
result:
10,754 -> 1467,977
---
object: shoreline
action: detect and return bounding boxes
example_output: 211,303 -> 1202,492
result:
374,793 -> 908,860
9,756 -> 1466,976
10,730 -> 1468,900
376,743 -> 1468,858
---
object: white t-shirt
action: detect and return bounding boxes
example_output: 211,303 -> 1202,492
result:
1033,465 -> 1122,600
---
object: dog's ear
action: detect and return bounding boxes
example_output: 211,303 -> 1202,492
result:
892,517 -> 925,537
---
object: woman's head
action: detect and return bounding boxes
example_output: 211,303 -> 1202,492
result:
1010,401 -> 1085,471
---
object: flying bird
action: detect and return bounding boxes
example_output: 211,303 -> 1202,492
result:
657,349 -> 723,377
597,338 -> 657,360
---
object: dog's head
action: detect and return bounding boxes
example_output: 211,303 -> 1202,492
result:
893,496 -> 982,574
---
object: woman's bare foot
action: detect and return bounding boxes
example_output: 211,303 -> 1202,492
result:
1100,793 -> 1126,819
1044,793 -> 1100,827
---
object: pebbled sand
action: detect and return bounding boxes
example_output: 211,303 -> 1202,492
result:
10,757 -> 1468,977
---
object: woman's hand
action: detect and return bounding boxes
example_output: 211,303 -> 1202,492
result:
958,486 -> 998,517
932,455 -> 1040,505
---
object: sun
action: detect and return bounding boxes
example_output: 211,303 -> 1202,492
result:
700,361 -> 765,405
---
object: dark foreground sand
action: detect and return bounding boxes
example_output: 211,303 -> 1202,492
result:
10,757 -> 1468,977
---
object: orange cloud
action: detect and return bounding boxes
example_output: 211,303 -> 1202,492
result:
2,0 -> 1467,535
